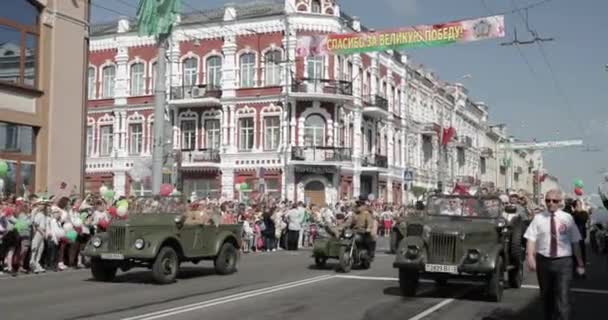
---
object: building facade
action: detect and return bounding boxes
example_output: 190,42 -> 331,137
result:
85,0 -> 540,205
0,0 -> 90,197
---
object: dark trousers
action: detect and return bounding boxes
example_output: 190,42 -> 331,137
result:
536,254 -> 573,320
287,230 -> 299,251
44,240 -> 58,270
264,235 -> 276,251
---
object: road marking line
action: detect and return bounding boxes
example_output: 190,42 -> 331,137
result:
522,284 -> 608,295
408,299 -> 455,320
121,275 -> 335,320
334,275 -> 433,284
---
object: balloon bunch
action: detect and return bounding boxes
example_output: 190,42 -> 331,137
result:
573,179 -> 584,196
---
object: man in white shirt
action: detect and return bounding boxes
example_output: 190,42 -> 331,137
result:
524,189 -> 585,320
29,202 -> 48,274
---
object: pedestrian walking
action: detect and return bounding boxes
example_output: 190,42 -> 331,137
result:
285,203 -> 304,251
524,189 -> 585,320
29,201 -> 48,273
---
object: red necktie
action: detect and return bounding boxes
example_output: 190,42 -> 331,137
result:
550,213 -> 558,257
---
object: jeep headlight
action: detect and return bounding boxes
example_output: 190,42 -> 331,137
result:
466,249 -> 480,262
92,237 -> 102,248
406,245 -> 420,259
134,238 -> 145,250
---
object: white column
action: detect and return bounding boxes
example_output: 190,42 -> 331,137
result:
221,168 -> 235,200
387,123 -> 394,166
387,178 -> 393,203
169,36 -> 181,90
113,45 -> 129,106
353,110 -> 362,160
286,168 -> 296,202
114,171 -> 127,197
370,53 -> 378,97
290,102 -> 297,147
119,111 -> 128,156
353,171 -> 361,198
228,105 -> 237,153
222,105 -> 229,147
222,34 -> 237,98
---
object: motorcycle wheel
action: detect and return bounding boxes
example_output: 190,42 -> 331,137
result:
337,246 -> 352,273
314,256 -> 327,269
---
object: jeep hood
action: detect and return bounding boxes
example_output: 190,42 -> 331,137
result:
422,218 -> 496,235
110,214 -> 180,227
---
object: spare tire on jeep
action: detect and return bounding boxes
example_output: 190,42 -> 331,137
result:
509,219 -> 525,264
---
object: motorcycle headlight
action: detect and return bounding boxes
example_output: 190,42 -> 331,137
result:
134,238 -> 145,250
92,237 -> 102,248
344,229 -> 353,238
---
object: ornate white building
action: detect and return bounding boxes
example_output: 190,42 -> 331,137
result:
85,0 -> 540,205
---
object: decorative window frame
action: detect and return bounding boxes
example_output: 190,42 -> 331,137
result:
148,58 -> 158,95
127,57 -> 147,96
298,102 -> 333,147
236,105 -> 257,151
99,61 -> 117,99
87,65 -> 97,100
236,48 -> 259,88
97,113 -> 115,156
261,104 -> 283,150
178,109 -> 199,150
126,112 -> 145,155
260,45 -> 284,87
201,109 -> 222,149
180,52 -> 201,87
86,117 -> 96,156
145,114 -> 155,154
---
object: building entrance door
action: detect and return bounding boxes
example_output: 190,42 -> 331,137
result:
304,180 -> 326,206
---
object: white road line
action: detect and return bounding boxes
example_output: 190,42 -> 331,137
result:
408,299 -> 455,320
522,284 -> 608,295
335,275 -> 434,284
121,275 -> 335,320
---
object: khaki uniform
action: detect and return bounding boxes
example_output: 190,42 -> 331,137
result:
348,205 -> 374,233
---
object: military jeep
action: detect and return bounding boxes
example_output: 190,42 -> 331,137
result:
84,197 -> 242,284
393,195 -> 524,302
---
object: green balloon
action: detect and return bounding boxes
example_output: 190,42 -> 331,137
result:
66,230 -> 78,242
80,212 -> 89,221
103,189 -> 115,199
240,183 -> 249,191
0,161 -> 8,177
574,179 -> 584,188
14,220 -> 30,233
117,199 -> 129,208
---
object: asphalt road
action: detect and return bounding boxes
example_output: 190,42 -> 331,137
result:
2,239 -> 607,320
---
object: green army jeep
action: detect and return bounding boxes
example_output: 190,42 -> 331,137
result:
84,197 -> 242,284
393,195 -> 525,302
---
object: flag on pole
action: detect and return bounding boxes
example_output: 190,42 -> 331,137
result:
137,0 -> 181,37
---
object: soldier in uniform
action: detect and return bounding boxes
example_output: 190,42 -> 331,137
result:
344,195 -> 376,258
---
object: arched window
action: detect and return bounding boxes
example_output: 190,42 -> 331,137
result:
264,50 -> 281,86
87,67 -> 96,99
240,53 -> 256,87
182,57 -> 198,87
206,56 -> 222,89
311,0 -> 322,13
130,62 -> 145,96
102,65 -> 115,98
304,114 -> 325,147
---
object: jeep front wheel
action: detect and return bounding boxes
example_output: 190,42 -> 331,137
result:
508,262 -> 524,289
152,247 -> 179,284
487,256 -> 504,302
399,268 -> 419,297
91,259 -> 117,282
215,242 -> 238,275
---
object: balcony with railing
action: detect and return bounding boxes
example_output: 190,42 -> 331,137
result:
361,154 -> 388,169
362,95 -> 390,118
182,149 -> 221,165
291,78 -> 353,101
170,84 -> 222,107
291,146 -> 352,162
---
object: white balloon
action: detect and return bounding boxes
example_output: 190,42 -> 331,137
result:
63,222 -> 74,232
72,218 -> 83,228
99,185 -> 108,195
117,206 -> 128,217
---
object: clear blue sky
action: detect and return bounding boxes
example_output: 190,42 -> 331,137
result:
91,0 -> 608,195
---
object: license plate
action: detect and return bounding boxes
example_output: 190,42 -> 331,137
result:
101,253 -> 124,260
425,264 -> 458,274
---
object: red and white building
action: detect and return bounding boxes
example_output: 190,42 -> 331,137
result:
85,0 -> 536,205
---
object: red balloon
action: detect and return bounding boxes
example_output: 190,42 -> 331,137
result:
160,183 -> 173,196
574,188 -> 584,196
108,207 -> 118,218
97,219 -> 110,230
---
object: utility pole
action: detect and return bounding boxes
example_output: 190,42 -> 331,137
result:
151,35 -> 168,194
436,92 -> 445,193
282,8 -> 291,201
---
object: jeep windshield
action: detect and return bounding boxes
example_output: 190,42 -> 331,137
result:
427,195 -> 502,218
129,196 -> 187,215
